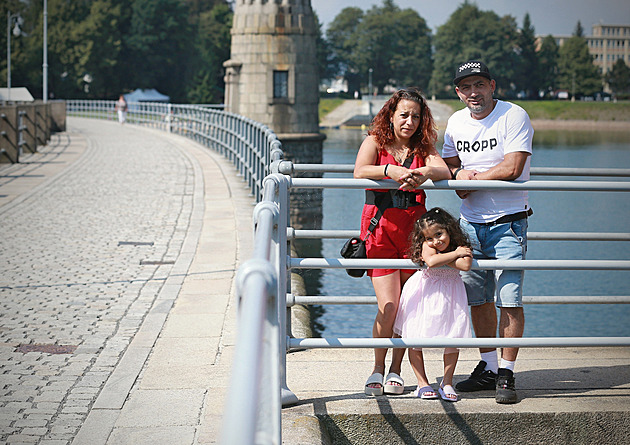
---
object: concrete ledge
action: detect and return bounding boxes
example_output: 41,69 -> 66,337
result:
283,347 -> 630,443
316,411 -> 630,444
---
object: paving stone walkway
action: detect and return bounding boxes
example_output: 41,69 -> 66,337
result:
0,118 -> 253,444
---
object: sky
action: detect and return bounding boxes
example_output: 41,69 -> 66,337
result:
311,0 -> 630,37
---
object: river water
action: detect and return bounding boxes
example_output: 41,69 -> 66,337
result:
303,127 -> 630,338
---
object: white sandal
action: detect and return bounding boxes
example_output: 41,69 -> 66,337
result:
438,384 -> 458,402
383,372 -> 404,395
364,372 -> 384,396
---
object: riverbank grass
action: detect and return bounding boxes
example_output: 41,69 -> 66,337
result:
439,99 -> 630,121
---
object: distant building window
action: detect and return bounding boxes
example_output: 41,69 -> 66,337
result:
273,70 -> 289,99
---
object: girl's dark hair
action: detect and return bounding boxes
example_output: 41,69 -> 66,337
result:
368,87 -> 437,160
408,207 -> 471,264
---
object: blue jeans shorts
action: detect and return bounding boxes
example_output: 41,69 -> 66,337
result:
459,217 -> 528,308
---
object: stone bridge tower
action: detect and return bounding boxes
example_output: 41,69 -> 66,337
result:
224,0 -> 324,228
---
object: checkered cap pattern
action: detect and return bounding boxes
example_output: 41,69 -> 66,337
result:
454,60 -> 491,85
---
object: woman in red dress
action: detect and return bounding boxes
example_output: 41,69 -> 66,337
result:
353,88 -> 451,395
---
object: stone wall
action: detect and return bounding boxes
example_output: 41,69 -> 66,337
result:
0,101 -> 65,163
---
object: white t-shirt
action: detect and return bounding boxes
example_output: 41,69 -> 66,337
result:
442,100 -> 534,223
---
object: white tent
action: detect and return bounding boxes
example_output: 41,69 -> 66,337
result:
0,87 -> 35,102
124,88 -> 170,102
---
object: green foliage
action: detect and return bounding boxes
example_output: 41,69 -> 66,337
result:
313,12 -> 337,82
326,0 -> 433,93
319,98 -> 345,120
537,35 -> 559,96
186,2 -> 233,103
126,0 -> 193,102
516,13 -> 540,99
606,59 -> 630,96
2,0 -> 231,102
429,2 -> 519,97
557,35 -> 602,96
440,99 -> 630,121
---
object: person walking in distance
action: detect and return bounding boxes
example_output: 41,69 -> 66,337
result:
442,60 -> 534,404
393,208 -> 472,402
115,95 -> 128,124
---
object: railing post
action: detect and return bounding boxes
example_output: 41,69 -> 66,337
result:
167,103 -> 172,133
265,174 -> 298,407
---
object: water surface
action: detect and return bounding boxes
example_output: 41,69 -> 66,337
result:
308,127 -> 630,338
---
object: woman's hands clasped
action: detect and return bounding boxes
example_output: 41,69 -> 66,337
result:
397,167 -> 429,191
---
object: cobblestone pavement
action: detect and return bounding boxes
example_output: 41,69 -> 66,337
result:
0,118 -> 198,444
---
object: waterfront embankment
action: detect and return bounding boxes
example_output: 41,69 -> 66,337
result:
319,98 -> 630,131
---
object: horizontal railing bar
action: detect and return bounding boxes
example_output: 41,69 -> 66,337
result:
288,337 -> 630,349
290,258 -> 630,271
289,164 -> 630,177
289,178 -> 630,192
289,295 -> 630,305
290,229 -> 630,242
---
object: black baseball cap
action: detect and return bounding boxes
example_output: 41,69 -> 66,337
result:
454,60 -> 492,85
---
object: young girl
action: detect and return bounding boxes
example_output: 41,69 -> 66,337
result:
393,207 -> 473,402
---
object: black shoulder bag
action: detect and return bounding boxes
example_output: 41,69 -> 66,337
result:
340,157 -> 413,278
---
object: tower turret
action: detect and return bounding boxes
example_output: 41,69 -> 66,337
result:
224,0 -> 324,229
224,0 -> 320,135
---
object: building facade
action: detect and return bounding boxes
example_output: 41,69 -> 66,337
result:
588,24 -> 630,75
542,24 -> 630,75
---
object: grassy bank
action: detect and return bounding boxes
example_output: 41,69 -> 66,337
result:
319,98 -> 345,119
439,99 -> 630,122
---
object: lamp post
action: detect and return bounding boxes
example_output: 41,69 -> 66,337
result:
6,11 -> 24,103
368,68 -> 373,97
43,0 -> 48,102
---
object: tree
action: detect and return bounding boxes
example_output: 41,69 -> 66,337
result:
515,13 -> 540,98
326,0 -> 433,94
574,20 -> 584,38
384,8 -> 433,91
606,59 -> 630,96
186,1 -> 232,103
326,6 -> 363,92
314,12 -> 337,86
557,24 -> 601,97
537,35 -> 559,97
2,0 -> 232,102
430,2 -> 519,97
125,0 -> 194,102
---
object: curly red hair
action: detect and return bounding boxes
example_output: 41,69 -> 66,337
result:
368,87 -> 437,160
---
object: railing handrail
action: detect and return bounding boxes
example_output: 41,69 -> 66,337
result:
66,100 -> 630,445
289,177 -> 630,192
288,229 -> 630,241
282,162 -> 630,177
66,99 -> 282,201
65,99 -> 284,445
288,295 -> 630,305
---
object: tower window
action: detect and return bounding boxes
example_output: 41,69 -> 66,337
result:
273,70 -> 289,98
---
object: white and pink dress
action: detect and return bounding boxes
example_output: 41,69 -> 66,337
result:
394,268 -> 471,343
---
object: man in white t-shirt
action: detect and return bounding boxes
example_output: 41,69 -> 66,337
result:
442,60 -> 534,404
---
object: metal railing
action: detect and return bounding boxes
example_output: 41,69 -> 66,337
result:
225,163 -> 630,444
67,100 -> 281,200
65,100 -> 286,444
63,102 -> 630,444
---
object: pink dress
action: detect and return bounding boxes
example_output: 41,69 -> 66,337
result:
393,268 -> 471,341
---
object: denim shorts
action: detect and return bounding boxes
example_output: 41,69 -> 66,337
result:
459,217 -> 528,308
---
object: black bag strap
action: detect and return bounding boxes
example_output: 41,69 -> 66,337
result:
363,156 -> 414,241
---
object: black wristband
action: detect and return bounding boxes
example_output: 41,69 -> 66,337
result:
452,167 -> 464,179
384,164 -> 390,177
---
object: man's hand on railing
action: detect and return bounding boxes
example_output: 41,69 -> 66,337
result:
454,168 -> 479,199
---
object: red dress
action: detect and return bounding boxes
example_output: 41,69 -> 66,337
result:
360,150 -> 427,277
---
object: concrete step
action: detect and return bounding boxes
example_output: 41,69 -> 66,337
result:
283,347 -> 630,444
